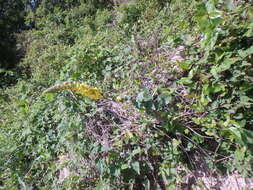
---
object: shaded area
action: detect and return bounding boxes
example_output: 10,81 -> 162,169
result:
0,0 -> 26,87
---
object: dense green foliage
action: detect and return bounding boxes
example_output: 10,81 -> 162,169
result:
0,0 -> 252,189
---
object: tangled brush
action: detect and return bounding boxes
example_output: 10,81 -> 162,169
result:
85,99 -> 142,147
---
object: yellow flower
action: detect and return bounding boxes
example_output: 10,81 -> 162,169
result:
74,83 -> 103,100
116,96 -> 123,102
43,81 -> 103,100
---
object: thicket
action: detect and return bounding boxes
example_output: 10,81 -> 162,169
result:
0,0 -> 252,189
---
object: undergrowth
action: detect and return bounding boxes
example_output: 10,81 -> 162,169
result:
0,0 -> 252,189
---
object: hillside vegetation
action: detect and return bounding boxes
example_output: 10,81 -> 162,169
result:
0,0 -> 253,189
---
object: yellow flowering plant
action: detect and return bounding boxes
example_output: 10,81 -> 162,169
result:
43,81 -> 103,100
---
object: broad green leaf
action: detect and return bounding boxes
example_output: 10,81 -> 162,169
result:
225,0 -> 235,10
238,46 -> 253,59
211,57 -> 238,78
157,93 -> 172,106
241,129 -> 253,145
121,164 -> 129,170
131,161 -> 140,175
136,90 -> 152,102
228,127 -> 242,142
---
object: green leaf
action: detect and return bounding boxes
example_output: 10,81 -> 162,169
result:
131,161 -> 140,175
211,57 -> 238,78
136,90 -> 152,102
131,147 -> 142,157
241,129 -> 253,145
177,61 -> 190,70
200,92 -> 210,106
225,0 -> 235,10
178,77 -> 192,84
95,180 -> 110,190
157,93 -> 172,106
125,129 -> 133,139
238,46 -> 253,59
18,99 -> 28,107
121,164 -> 129,170
228,127 -> 242,142
234,147 -> 246,161
44,93 -> 55,102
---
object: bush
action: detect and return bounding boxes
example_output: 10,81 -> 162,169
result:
1,0 -> 253,189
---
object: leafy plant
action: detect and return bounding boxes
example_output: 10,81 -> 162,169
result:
1,0 -> 253,189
